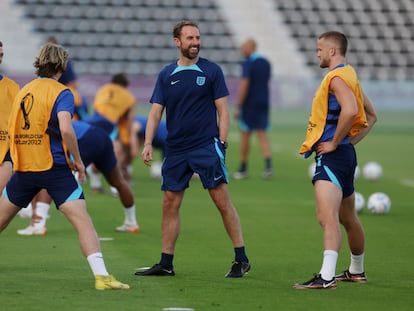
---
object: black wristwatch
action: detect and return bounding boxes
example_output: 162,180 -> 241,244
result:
220,140 -> 228,149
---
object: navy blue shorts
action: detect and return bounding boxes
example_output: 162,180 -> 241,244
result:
240,105 -> 270,131
312,144 -> 357,197
239,116 -> 270,132
161,138 -> 228,191
78,126 -> 117,175
3,166 -> 84,208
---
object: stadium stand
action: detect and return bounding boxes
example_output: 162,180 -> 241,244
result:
274,0 -> 414,80
4,0 -> 414,110
13,0 -> 241,76
216,0 -> 312,79
0,0 -> 40,74
8,0 -> 414,80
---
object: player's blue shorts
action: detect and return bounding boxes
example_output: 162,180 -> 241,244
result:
2,165 -> 84,208
239,118 -> 270,132
240,104 -> 270,131
78,126 -> 117,175
312,144 -> 357,197
161,138 -> 228,191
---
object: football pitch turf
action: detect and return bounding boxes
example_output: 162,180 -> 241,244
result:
1,109 -> 413,311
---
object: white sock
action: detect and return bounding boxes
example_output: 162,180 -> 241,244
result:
124,205 -> 137,225
86,252 -> 109,276
127,164 -> 133,175
27,202 -> 33,214
319,250 -> 338,281
349,252 -> 365,274
34,202 -> 50,229
86,165 -> 102,189
19,202 -> 33,218
109,186 -> 119,196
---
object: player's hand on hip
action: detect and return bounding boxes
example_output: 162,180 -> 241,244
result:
316,141 -> 337,156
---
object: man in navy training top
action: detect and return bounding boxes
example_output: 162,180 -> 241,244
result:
135,20 -> 250,278
233,38 -> 273,180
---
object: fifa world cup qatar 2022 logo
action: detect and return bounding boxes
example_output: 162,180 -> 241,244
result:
20,93 -> 33,130
14,92 -> 43,146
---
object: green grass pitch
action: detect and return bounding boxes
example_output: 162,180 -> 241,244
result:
1,109 -> 413,310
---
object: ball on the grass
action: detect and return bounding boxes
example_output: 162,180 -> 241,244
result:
363,161 -> 383,181
150,161 -> 162,179
354,192 -> 365,213
308,162 -> 316,179
367,192 -> 391,214
354,165 -> 360,180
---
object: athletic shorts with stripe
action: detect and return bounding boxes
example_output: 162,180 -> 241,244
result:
161,138 -> 229,192
312,144 -> 357,197
3,166 -> 84,208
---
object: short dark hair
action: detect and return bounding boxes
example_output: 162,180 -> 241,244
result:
319,31 -> 348,56
173,20 -> 199,38
0,41 -> 3,47
111,73 -> 129,87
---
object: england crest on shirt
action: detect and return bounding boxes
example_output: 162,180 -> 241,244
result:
196,76 -> 206,86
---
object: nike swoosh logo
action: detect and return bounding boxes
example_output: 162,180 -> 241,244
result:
214,175 -> 223,181
162,269 -> 173,274
171,80 -> 180,85
313,172 -> 320,177
323,280 -> 336,288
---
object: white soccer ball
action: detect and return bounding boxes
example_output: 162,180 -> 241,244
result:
362,162 -> 383,181
354,192 -> 365,213
308,162 -> 316,179
367,192 -> 391,214
354,166 -> 360,180
150,161 -> 162,179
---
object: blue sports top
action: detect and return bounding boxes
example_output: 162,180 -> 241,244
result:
72,120 -> 91,140
135,115 -> 167,147
150,57 -> 229,155
49,89 -> 75,165
318,64 -> 350,145
59,60 -> 77,85
241,52 -> 271,109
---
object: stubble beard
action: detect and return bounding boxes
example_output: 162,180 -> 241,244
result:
182,45 -> 200,60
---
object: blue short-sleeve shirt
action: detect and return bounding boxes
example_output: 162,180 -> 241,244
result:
150,57 -> 229,156
50,89 -> 75,165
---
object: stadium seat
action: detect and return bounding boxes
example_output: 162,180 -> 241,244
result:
13,0 -> 240,76
14,0 -> 412,79
274,0 -> 414,80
